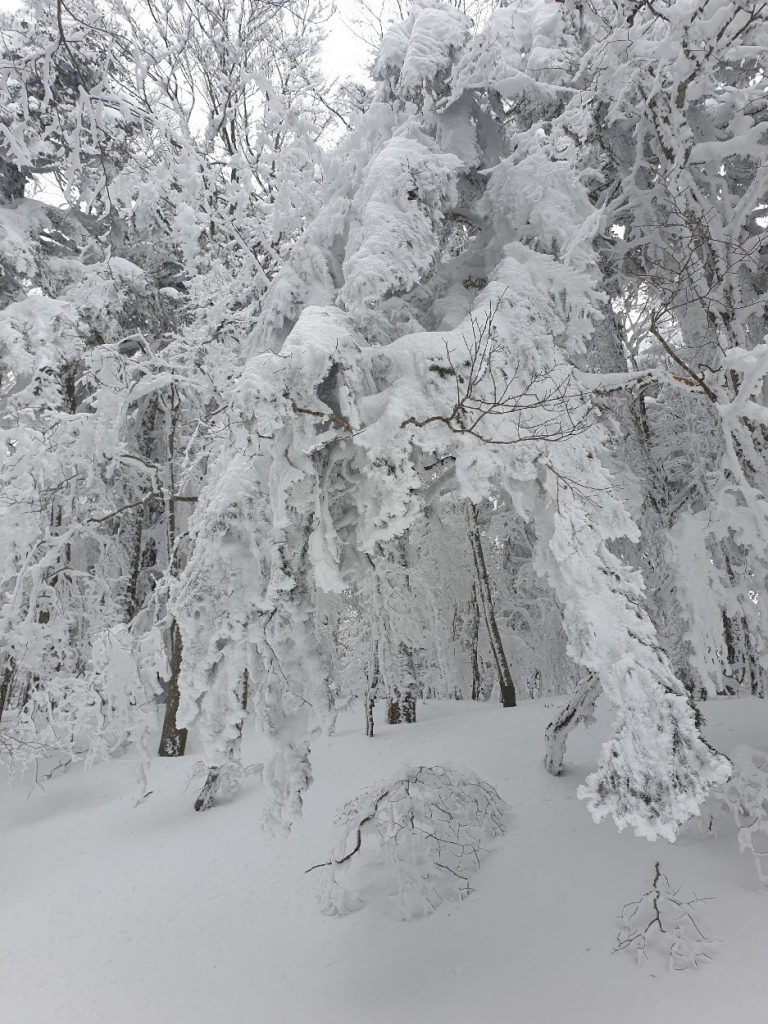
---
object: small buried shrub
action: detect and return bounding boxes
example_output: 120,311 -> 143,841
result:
308,765 -> 508,920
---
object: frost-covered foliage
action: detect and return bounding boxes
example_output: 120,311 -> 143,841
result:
3,0 -> 765,861
175,0 -> 732,839
311,765 -> 507,919
0,0 -> 344,778
572,0 -> 768,704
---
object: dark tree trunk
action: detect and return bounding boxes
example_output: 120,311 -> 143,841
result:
386,693 -> 402,724
385,542 -> 419,723
387,642 -> 418,724
469,582 -> 481,700
401,687 -> 416,723
0,659 -> 12,723
544,673 -> 601,775
467,504 -> 516,708
122,396 -> 159,623
158,620 -> 188,757
194,766 -> 222,812
365,639 -> 380,737
158,388 -> 189,757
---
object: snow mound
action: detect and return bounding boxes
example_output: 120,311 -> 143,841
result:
311,764 -> 508,920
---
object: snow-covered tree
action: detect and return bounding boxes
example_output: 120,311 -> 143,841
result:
174,0 -> 730,839
0,0 -> 340,776
574,0 -> 768,702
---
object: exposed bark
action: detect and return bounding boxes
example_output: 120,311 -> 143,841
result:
365,639 -> 380,738
387,685 -> 417,724
158,619 -> 187,757
467,503 -> 516,707
387,642 -> 418,724
386,694 -> 402,724
385,541 -> 419,724
401,687 -> 416,723
468,582 -> 482,700
0,658 -> 13,724
544,673 -> 601,775
193,765 -> 222,812
122,396 -> 159,623
158,387 -> 189,757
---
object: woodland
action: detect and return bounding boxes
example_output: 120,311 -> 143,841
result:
2,0 -> 768,1019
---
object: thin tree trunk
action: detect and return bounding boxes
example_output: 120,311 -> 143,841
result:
0,658 -> 13,723
123,396 -> 160,623
157,386 -> 188,757
385,540 -> 419,724
195,670 -> 249,811
467,504 -> 516,707
401,686 -> 416,723
158,619 -> 187,756
365,637 -> 380,737
468,582 -> 481,700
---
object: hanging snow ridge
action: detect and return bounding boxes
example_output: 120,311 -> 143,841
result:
339,131 -> 462,310
373,0 -> 472,100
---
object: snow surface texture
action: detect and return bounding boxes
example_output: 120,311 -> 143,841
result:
4,696 -> 768,1024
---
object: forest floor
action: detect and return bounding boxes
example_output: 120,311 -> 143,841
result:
4,694 -> 768,1024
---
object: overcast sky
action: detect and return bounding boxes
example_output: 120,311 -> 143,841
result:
323,0 -> 374,81
0,0 -> 375,82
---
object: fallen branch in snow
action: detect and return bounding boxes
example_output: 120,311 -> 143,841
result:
614,862 -> 717,970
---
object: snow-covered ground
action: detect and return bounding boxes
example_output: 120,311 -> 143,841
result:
4,696 -> 768,1024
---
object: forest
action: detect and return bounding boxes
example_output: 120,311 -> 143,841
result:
2,0 -> 768,1021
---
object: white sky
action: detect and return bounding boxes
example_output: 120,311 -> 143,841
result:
0,0 -> 374,82
323,0 -> 374,81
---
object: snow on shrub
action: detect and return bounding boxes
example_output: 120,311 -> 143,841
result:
308,765 -> 507,920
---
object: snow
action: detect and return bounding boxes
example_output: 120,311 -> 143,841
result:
4,695 -> 768,1024
373,1 -> 472,97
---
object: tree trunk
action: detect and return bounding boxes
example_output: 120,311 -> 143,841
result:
388,641 -> 418,724
0,658 -> 13,723
385,541 -> 419,724
544,673 -> 601,775
122,396 -> 158,623
158,388 -> 189,757
386,692 -> 402,724
468,582 -> 481,700
467,504 -> 516,708
158,619 -> 188,757
365,637 -> 380,737
195,670 -> 249,811
365,690 -> 376,736
402,687 -> 416,723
